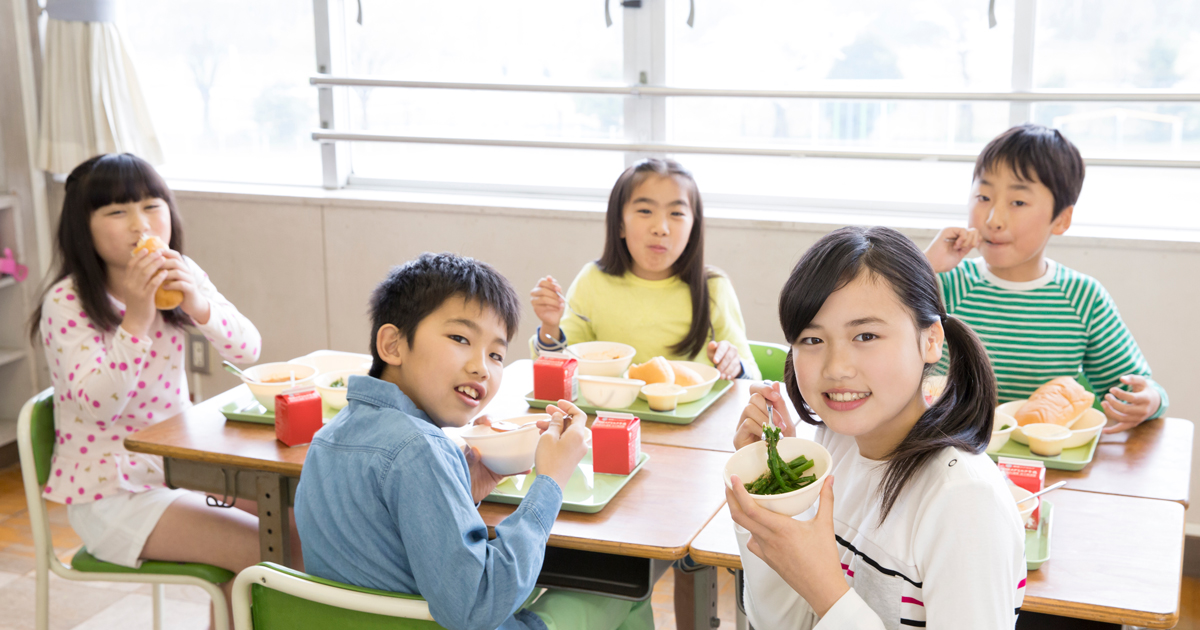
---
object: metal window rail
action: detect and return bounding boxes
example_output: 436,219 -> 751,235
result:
310,77 -> 1200,169
309,77 -> 1200,102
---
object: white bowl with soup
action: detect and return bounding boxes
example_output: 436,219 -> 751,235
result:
239,362 -> 318,411
567,341 -> 637,377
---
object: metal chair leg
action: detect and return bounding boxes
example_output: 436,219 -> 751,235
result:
152,583 -> 164,630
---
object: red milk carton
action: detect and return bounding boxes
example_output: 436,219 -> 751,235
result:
275,387 -> 324,446
592,412 -> 640,475
997,457 -> 1045,530
533,353 -> 578,402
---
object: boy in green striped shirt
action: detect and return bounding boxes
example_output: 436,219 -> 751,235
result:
924,124 -> 1167,433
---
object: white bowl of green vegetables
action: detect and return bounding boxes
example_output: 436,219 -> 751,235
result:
988,411 -> 1017,454
724,428 -> 832,516
314,368 -> 368,411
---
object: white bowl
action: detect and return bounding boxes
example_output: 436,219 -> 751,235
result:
987,411 -> 1017,453
628,360 -> 721,404
1000,400 -> 1104,449
641,383 -> 686,411
723,437 -> 832,516
240,362 -> 318,411
578,376 -> 645,409
459,414 -> 546,475
314,369 -> 368,411
292,352 -> 373,377
1022,423 -> 1072,457
567,341 -> 637,377
1010,484 -> 1039,526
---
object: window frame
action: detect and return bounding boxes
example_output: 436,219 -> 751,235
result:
311,0 -> 1200,211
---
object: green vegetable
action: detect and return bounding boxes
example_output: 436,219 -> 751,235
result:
329,377 -> 346,388
999,424 -> 1011,431
744,424 -> 819,496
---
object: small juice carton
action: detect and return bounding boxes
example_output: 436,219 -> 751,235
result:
591,412 -> 641,475
275,387 -> 324,446
533,353 -> 578,402
997,457 -> 1045,530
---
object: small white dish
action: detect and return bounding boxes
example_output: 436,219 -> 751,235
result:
314,368 -> 368,411
578,375 -> 645,408
988,411 -> 1017,454
641,383 -> 686,411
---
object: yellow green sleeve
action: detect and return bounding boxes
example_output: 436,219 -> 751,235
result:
709,274 -> 761,380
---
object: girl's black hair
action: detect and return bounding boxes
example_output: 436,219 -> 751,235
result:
29,154 -> 187,342
597,158 -> 714,359
779,226 -> 996,523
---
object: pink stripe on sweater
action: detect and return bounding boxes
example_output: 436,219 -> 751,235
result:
1018,578 -> 1027,589
901,596 -> 925,607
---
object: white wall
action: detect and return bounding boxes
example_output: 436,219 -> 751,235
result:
171,187 -> 1199,525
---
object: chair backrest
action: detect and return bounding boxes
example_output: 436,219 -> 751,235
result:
234,563 -> 445,630
27,389 -> 56,486
748,341 -> 788,382
17,388 -> 58,565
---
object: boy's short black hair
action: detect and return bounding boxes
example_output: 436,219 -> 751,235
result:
367,253 -> 520,378
974,123 -> 1085,219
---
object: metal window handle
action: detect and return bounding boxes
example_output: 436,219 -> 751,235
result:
605,0 -> 643,27
687,0 -> 695,27
988,0 -> 997,28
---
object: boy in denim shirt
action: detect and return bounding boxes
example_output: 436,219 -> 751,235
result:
295,253 -> 653,630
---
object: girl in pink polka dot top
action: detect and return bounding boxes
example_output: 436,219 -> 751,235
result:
31,154 -> 261,510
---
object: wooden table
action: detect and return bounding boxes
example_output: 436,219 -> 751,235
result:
124,375 -> 734,627
688,490 -> 1185,628
494,362 -> 1194,507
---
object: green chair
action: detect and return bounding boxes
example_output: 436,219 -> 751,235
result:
232,562 -> 446,629
18,389 -> 234,630
749,341 -> 789,382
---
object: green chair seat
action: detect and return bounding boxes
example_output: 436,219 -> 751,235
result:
250,563 -> 443,629
72,548 -> 235,584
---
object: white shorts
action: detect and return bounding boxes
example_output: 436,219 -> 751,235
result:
67,487 -> 189,568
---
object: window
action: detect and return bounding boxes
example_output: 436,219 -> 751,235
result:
119,0 -> 320,185
116,0 -> 1199,227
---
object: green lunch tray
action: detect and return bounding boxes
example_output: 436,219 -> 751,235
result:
220,394 -> 342,425
484,451 -> 650,514
524,380 -> 733,425
1026,499 -> 1053,571
986,434 -> 1100,471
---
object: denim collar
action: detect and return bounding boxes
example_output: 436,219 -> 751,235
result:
345,374 -> 434,425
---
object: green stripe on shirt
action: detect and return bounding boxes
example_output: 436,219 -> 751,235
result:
938,258 -> 1167,417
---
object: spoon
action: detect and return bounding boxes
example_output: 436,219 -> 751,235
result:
1016,480 -> 1066,504
556,291 -> 591,323
223,361 -> 258,383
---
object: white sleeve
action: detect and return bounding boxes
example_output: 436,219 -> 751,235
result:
185,256 -> 262,365
735,523 -> 820,630
913,476 -> 1026,628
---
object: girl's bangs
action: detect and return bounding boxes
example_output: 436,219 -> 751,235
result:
85,155 -> 171,211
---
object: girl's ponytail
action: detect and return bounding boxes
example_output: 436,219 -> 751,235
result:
876,314 -> 995,521
778,226 -> 997,524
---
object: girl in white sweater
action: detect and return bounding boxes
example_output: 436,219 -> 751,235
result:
730,226 -> 1026,629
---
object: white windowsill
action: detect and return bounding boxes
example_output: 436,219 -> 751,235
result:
165,178 -> 1200,252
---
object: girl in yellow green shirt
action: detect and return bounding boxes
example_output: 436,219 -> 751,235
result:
529,158 -> 760,381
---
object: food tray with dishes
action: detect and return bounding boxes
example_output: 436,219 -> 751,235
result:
524,380 -> 733,425
983,376 -> 1105,471
484,451 -> 650,514
220,351 -> 371,424
1025,499 -> 1053,571
530,343 -> 735,424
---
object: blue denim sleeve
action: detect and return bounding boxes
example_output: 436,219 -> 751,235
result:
385,433 -> 563,630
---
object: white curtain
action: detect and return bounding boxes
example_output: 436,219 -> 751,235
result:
37,0 -> 163,174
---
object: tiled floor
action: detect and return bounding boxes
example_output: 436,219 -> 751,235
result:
0,462 -> 737,629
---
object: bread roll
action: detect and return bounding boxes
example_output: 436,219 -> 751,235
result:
1015,377 -> 1094,428
132,235 -> 185,310
628,356 -> 674,385
673,364 -> 704,387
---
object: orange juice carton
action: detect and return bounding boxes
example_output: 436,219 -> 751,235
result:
533,353 -> 578,402
997,457 -> 1045,529
275,387 -> 324,446
591,412 -> 641,475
